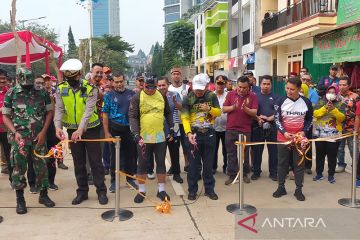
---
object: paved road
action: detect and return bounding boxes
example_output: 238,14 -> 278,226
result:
0,146 -> 359,239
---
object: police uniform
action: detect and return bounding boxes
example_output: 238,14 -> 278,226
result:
54,79 -> 107,198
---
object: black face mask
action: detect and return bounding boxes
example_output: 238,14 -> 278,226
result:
183,79 -> 189,84
21,85 -> 33,91
67,79 -> 79,88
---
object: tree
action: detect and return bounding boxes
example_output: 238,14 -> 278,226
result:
163,21 -> 194,71
67,26 -> 77,58
79,35 -> 134,73
151,42 -> 166,77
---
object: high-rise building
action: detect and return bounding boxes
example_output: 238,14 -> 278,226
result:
92,0 -> 120,37
164,0 -> 204,33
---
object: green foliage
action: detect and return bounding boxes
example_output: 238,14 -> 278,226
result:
151,42 -> 166,77
80,35 -> 134,73
182,5 -> 201,21
163,21 -> 194,71
67,26 -> 77,58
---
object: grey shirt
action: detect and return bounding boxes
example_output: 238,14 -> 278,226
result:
54,83 -> 98,131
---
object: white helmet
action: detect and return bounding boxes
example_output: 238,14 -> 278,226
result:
60,59 -> 83,78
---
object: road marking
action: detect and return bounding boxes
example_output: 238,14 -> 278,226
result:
165,157 -> 186,196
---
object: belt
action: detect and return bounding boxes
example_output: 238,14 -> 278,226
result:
192,127 -> 212,133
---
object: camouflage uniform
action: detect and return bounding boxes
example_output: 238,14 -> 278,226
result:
2,85 -> 53,190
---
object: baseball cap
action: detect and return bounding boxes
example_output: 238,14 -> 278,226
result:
171,67 -> 181,74
103,66 -> 112,74
243,70 -> 253,76
192,73 -> 209,90
144,76 -> 157,89
41,74 -> 51,79
136,73 -> 144,81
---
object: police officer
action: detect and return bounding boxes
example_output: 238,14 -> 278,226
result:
2,68 -> 55,214
54,59 -> 108,205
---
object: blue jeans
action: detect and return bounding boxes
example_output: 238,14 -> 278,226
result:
186,128 -> 216,194
337,136 -> 354,167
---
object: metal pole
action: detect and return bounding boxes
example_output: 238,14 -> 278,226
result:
115,137 -> 120,216
338,132 -> 360,208
226,134 -> 256,215
101,136 -> 134,221
88,0 -> 93,69
239,134 -> 244,209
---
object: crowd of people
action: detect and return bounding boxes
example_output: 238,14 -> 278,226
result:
0,61 -> 359,215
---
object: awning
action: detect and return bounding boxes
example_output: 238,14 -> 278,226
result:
0,30 -> 63,74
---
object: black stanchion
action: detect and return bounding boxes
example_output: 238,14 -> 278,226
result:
226,134 -> 257,215
0,215 -> 3,223
338,133 -> 360,208
102,136 -> 134,221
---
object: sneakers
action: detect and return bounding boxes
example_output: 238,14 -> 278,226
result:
251,173 -> 260,180
48,184 -> 59,191
273,186 -> 287,198
356,179 -> 360,188
147,172 -> 156,180
204,191 -> 218,200
188,192 -> 197,201
225,176 -> 237,185
243,175 -> 251,184
134,192 -> 146,203
305,169 -> 312,174
335,165 -> 345,173
294,188 -> 305,201
313,174 -> 324,181
109,182 -> 115,193
157,191 -> 170,201
29,185 -> 39,194
126,179 -> 138,190
58,162 -> 68,170
328,175 -> 336,184
269,175 -> 278,181
173,174 -> 183,184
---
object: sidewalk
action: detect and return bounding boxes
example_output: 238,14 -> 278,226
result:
0,148 -> 359,240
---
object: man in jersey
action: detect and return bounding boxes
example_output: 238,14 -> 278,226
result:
273,78 -> 313,201
168,67 -> 190,172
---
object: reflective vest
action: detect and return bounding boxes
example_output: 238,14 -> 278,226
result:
58,80 -> 100,129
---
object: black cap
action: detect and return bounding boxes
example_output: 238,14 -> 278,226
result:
144,76 -> 157,89
243,70 -> 253,76
330,65 -> 338,70
136,73 -> 144,81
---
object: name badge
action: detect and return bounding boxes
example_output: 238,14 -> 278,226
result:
61,87 -> 69,96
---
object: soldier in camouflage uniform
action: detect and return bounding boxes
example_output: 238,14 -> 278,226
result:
2,68 -> 55,214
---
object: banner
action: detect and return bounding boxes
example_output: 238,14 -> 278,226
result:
313,24 -> 360,63
337,0 -> 360,25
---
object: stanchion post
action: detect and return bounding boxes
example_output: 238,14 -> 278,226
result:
101,136 -> 134,221
226,134 -> 257,215
338,132 -> 360,208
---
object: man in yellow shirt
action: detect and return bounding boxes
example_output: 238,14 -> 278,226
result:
181,73 -> 221,201
129,76 -> 174,203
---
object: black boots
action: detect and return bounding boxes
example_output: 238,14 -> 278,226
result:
39,189 -> 55,207
16,190 -> 27,214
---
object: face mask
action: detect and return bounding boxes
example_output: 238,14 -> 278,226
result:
67,79 -> 79,88
21,85 -> 33,91
326,93 -> 336,101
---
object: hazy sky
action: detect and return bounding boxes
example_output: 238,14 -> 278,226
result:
0,0 -> 164,55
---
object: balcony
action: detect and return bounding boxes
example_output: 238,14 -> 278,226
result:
260,0 -> 337,47
204,1 -> 228,27
262,0 -> 335,35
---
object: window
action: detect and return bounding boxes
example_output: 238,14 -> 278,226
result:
165,13 -> 180,23
165,0 -> 180,6
165,5 -> 180,15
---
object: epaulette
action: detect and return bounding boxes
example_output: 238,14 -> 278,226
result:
57,81 -> 66,86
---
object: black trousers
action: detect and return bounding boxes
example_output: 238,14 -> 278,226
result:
138,142 -> 167,175
251,126 -> 278,177
213,131 -> 227,172
67,126 -> 106,196
278,144 -> 304,189
315,141 -> 340,177
167,136 -> 181,174
109,124 -> 137,183
1,132 -> 11,182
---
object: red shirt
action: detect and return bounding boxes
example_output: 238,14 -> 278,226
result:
0,86 -> 9,132
355,101 -> 360,116
223,90 -> 258,133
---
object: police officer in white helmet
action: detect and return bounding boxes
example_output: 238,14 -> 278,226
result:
54,59 -> 108,205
